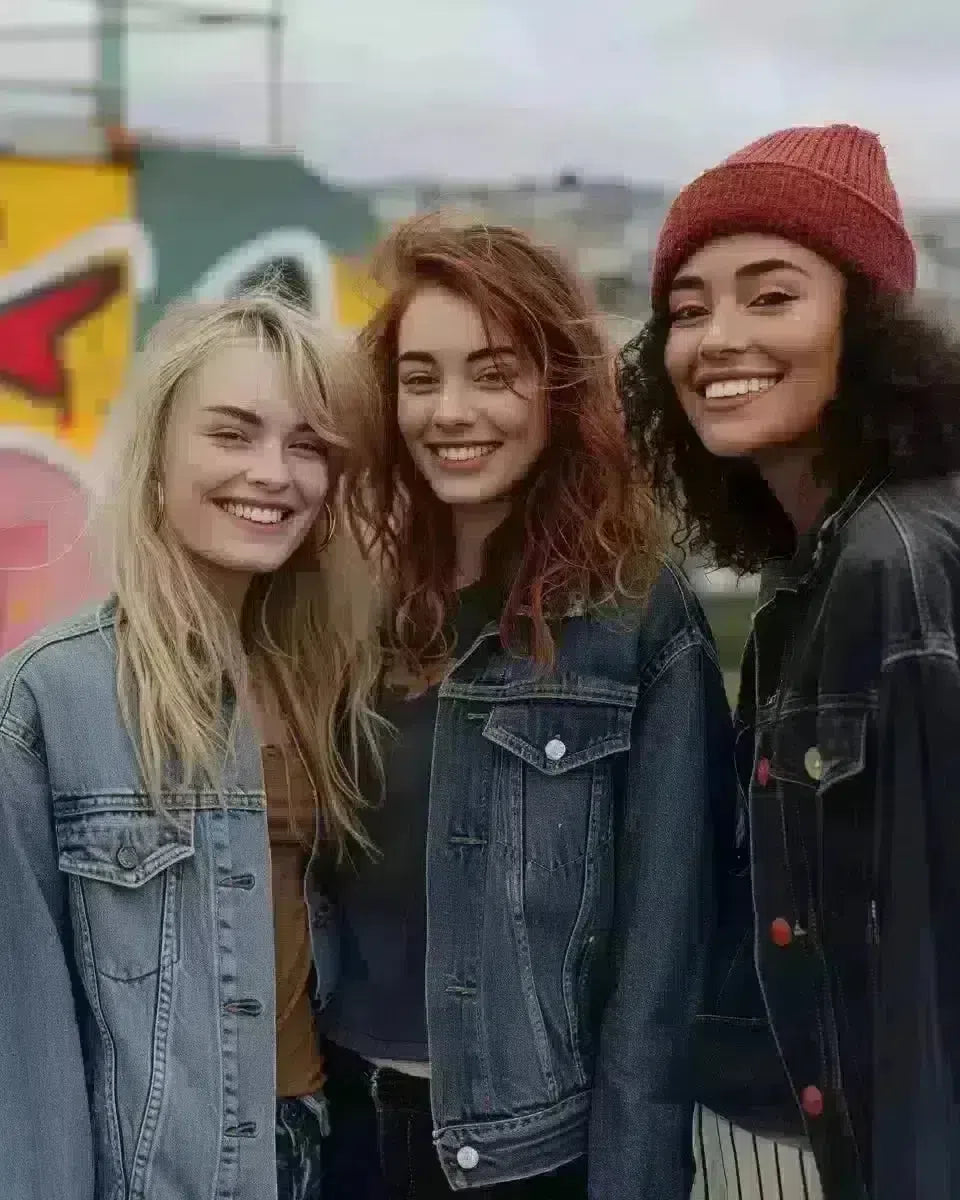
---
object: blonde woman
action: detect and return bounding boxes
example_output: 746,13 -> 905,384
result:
0,295 -> 382,1200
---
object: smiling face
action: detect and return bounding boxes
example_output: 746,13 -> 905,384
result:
664,233 -> 845,461
161,339 -> 332,594
395,286 -> 548,511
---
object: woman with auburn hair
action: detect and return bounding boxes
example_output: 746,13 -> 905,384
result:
317,218 -> 737,1199
0,294 -> 384,1200
621,123 -> 960,1199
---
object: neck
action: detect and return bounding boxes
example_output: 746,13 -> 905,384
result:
754,446 -> 833,537
452,500 -> 511,589
198,560 -> 253,624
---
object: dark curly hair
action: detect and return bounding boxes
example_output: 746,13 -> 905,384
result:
619,277 -> 960,572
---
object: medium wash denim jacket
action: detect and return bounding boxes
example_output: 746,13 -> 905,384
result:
0,600 -> 336,1200
412,559 -> 736,1196
0,560 -> 735,1200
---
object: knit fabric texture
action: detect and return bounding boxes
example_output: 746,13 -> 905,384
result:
652,123 -> 916,305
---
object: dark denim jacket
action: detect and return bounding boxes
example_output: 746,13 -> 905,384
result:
413,559 -> 735,1196
698,472 -> 960,1200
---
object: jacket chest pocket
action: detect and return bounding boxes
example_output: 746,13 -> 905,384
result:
766,707 -> 869,794
55,805 -> 195,982
482,699 -> 632,875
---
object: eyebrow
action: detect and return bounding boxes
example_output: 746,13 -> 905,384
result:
397,345 -> 517,366
202,404 -> 315,435
670,258 -> 810,293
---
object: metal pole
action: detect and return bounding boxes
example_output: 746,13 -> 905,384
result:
268,0 -> 283,148
95,0 -> 128,126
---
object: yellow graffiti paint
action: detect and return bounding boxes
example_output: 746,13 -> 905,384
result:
0,157 -> 134,456
333,256 -> 383,329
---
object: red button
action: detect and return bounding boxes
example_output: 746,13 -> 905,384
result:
801,1085 -> 824,1118
770,917 -> 793,947
755,757 -> 771,786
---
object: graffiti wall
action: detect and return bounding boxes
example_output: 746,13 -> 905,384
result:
0,143 -> 382,652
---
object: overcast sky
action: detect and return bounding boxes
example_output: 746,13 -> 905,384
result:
4,0 -> 960,205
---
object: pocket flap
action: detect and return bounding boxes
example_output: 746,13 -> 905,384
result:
56,807 -> 195,888
482,699 -> 633,775
771,708 -> 869,791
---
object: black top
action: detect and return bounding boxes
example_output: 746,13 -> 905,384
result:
326,580 -> 501,1062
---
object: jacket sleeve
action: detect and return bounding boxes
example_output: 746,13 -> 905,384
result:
0,721 -> 95,1199
871,649 -> 960,1199
588,635 -> 735,1200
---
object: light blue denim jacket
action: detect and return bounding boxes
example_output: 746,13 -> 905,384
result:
0,600 -> 336,1200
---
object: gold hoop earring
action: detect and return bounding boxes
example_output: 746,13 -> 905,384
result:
316,500 -> 337,553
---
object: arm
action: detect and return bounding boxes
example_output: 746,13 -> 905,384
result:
588,637 -> 735,1200
871,650 -> 960,1199
0,723 -> 94,1200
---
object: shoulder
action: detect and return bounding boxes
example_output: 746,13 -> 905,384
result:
0,601 -> 118,738
833,475 -> 960,656
571,557 -> 720,685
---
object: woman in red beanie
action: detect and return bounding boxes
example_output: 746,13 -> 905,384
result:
620,123 -> 960,1200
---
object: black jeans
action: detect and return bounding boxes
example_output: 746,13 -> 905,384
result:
321,1042 -> 588,1199
276,1092 -> 328,1200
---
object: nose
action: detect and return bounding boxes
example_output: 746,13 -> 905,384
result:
245,440 -> 292,489
698,299 -> 751,359
432,378 -> 474,428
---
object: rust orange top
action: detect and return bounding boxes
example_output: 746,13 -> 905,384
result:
261,744 -> 325,1099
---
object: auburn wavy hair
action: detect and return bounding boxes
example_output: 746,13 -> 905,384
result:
348,216 -> 664,680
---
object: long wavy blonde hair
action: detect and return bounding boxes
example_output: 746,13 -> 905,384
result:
98,293 -> 383,857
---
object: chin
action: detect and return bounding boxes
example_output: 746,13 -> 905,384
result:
697,420 -> 771,460
205,546 -> 294,576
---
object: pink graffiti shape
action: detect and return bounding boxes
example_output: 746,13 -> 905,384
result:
0,261 -> 125,421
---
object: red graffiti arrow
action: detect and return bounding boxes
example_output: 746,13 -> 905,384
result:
0,261 -> 125,424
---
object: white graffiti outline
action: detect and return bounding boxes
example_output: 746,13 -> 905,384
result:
0,219 -> 156,305
189,228 -> 336,319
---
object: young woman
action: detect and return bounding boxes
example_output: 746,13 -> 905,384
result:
316,218 -> 737,1200
0,294 -> 383,1200
620,123 -> 960,1199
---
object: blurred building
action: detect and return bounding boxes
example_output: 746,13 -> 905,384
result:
367,174 -> 960,335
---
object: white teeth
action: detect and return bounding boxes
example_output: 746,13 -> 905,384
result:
704,377 -> 780,400
220,501 -> 289,525
433,445 -> 498,462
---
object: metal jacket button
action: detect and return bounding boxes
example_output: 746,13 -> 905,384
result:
456,1146 -> 479,1170
801,1085 -> 824,1117
804,746 -> 823,781
116,845 -> 139,870
755,757 -> 771,787
544,738 -> 566,762
770,917 -> 793,947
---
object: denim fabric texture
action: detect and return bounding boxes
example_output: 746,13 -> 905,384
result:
0,556 -> 736,1200
276,1094 -> 328,1200
0,600 -> 337,1200
698,472 -> 960,1200
395,559 -> 737,1197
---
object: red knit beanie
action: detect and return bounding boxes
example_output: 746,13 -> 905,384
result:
651,123 -> 916,306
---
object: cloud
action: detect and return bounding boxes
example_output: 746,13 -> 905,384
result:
5,0 -> 960,202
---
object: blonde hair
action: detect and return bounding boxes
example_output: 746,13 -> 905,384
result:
99,292 -> 383,858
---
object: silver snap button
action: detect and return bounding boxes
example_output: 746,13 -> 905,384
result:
544,738 -> 566,762
803,746 -> 823,782
116,845 -> 139,870
456,1146 -> 479,1171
